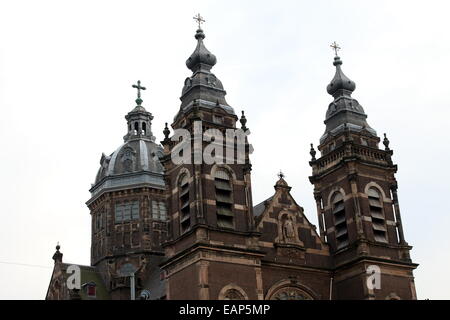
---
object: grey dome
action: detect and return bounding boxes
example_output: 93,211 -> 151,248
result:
95,139 -> 164,184
89,138 -> 165,201
320,55 -> 376,144
186,29 -> 217,71
327,56 -> 356,96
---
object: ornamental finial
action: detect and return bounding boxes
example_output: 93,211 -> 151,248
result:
240,110 -> 248,131
330,41 -> 341,57
310,143 -> 317,161
193,13 -> 205,29
383,133 -> 391,151
162,122 -> 171,145
132,80 -> 146,106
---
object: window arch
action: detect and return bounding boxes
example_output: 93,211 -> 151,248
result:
265,281 -> 315,300
179,174 -> 191,234
368,187 -> 388,243
218,284 -> 248,300
214,168 -> 234,229
270,287 -> 313,300
332,192 -> 349,250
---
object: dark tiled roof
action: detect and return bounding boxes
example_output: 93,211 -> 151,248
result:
253,196 -> 273,217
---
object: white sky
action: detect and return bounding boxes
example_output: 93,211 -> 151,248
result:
0,0 -> 449,300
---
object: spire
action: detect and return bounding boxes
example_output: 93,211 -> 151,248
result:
186,14 -> 217,72
320,43 -> 376,144
176,15 -> 235,120
124,80 -> 155,142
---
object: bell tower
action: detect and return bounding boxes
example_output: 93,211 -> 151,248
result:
309,45 -> 418,300
159,16 -> 263,300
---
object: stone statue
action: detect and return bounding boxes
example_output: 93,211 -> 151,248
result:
283,217 -> 295,240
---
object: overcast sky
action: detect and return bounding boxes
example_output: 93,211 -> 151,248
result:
0,0 -> 449,300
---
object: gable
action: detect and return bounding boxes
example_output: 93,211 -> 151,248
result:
254,181 -> 330,266
46,263 -> 110,300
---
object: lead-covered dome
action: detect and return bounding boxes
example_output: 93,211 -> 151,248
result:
321,55 -> 376,143
327,56 -> 356,96
186,29 -> 217,71
94,139 -> 164,184
89,92 -> 166,201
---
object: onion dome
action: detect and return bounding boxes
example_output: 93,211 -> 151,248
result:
320,52 -> 377,144
176,24 -> 235,122
327,56 -> 356,97
186,29 -> 217,71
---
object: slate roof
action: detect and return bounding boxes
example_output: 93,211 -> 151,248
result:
253,196 -> 273,217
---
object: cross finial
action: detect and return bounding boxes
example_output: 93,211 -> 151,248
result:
132,80 -> 146,99
193,13 -> 205,29
330,41 -> 341,56
278,170 -> 285,180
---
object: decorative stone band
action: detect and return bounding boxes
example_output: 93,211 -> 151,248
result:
88,172 -> 165,204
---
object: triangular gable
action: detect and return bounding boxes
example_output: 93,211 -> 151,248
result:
254,179 -> 328,252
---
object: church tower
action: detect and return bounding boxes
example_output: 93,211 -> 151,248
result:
86,83 -> 168,300
309,46 -> 418,299
159,18 -> 263,300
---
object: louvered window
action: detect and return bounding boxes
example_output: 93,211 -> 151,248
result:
332,193 -> 349,250
368,188 -> 388,243
214,169 -> 234,229
179,174 -> 191,233
115,201 -> 139,223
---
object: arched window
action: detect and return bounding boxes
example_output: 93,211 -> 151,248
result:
134,122 -> 139,135
332,192 -> 349,249
214,169 -> 234,229
218,284 -> 248,300
223,289 -> 245,300
142,122 -> 147,135
269,287 -> 313,300
368,188 -> 387,243
179,174 -> 190,234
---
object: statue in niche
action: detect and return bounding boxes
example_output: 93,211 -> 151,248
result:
283,216 -> 295,240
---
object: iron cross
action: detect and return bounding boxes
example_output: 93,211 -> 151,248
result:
193,13 -> 205,29
132,80 -> 146,99
330,41 -> 341,56
278,170 -> 285,179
